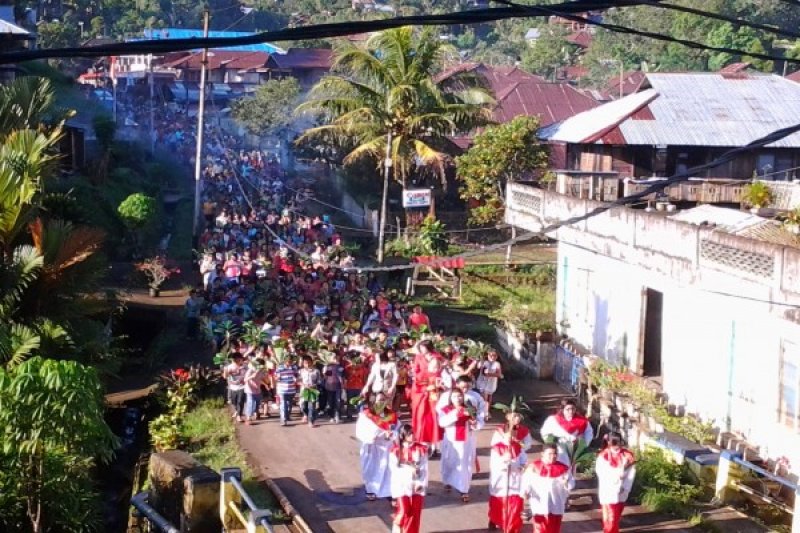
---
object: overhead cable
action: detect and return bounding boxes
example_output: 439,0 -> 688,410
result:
494,0 -> 800,65
641,1 -> 800,42
0,1 -> 645,64
346,118 -> 800,272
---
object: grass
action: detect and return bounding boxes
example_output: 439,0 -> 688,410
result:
411,276 -> 556,347
181,398 -> 288,521
459,278 -> 555,316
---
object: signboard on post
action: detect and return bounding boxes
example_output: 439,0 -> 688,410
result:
402,189 -> 431,208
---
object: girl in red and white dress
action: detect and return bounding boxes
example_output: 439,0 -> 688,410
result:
439,389 -> 478,502
488,411 -> 534,532
521,443 -> 574,533
410,341 -> 444,455
595,432 -> 636,533
356,393 -> 398,501
389,423 -> 428,533
540,399 -> 594,466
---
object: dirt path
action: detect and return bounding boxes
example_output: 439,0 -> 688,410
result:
236,379 -> 699,533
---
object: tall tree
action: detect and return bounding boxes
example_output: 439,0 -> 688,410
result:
296,26 -> 494,261
456,116 -> 549,225
297,27 -> 494,185
232,77 -> 301,138
0,77 -> 114,370
521,25 -> 578,81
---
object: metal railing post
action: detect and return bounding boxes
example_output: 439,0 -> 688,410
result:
220,467 -> 245,531
130,492 -> 180,533
220,467 -> 273,533
715,449 -> 733,503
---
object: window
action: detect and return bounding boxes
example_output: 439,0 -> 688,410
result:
779,340 -> 800,430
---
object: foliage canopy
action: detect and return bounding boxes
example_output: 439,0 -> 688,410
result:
456,116 -> 549,225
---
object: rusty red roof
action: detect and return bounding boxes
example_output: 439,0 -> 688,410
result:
268,48 -> 333,70
720,62 -> 751,74
566,29 -> 592,48
160,50 -> 270,71
788,70 -> 800,83
603,70 -> 646,100
436,62 -> 593,126
493,79 -> 598,126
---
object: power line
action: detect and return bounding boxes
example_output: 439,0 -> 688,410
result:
349,118 -> 800,272
0,1 -> 676,64
640,0 -> 800,42
494,0 -> 800,66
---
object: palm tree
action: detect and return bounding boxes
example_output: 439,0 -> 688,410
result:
297,26 -> 495,262
0,77 -> 112,370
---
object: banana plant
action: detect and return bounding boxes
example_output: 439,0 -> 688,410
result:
240,321 -> 266,347
300,387 -> 320,403
544,434 -> 594,469
463,339 -> 488,361
213,320 -> 240,352
316,349 -> 338,366
492,394 -> 531,416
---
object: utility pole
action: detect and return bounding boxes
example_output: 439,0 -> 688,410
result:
377,128 -> 393,264
148,53 -> 155,154
192,7 -> 210,239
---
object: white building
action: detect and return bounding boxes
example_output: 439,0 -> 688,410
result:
506,183 -> 800,468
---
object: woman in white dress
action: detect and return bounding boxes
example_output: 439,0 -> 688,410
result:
595,432 -> 636,533
389,423 -> 429,533
477,350 -> 503,405
439,389 -> 478,502
356,393 -> 398,500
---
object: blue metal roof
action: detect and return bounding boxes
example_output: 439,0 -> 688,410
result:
139,28 -> 285,54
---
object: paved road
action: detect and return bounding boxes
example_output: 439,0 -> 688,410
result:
237,379 -> 702,533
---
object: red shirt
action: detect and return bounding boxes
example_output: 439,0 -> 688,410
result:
408,311 -> 430,330
345,362 -> 367,390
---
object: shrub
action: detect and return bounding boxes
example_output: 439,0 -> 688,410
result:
742,181 -> 773,208
632,447 -> 701,516
118,193 -> 157,229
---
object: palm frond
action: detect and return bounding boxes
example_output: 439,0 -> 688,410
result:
0,245 -> 43,318
0,322 -> 41,368
0,77 -> 56,137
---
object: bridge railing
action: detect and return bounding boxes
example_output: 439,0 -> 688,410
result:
130,465 -> 274,533
129,492 -> 179,533
221,467 -> 274,533
715,450 -> 800,532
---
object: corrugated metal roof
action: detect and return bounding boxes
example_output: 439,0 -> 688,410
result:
436,63 -> 592,127
543,73 -> 800,148
140,29 -> 285,54
541,89 -> 656,142
494,79 -> 598,126
670,204 -> 800,248
0,19 -> 33,37
669,204 -> 766,233
268,48 -> 333,69
161,50 -> 269,71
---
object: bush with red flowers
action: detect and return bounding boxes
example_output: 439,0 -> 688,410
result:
136,256 -> 181,290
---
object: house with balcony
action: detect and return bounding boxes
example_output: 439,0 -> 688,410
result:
505,181 -> 800,474
540,72 -> 800,204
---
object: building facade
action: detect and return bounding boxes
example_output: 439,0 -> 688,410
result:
506,183 -> 800,467
541,72 -> 800,203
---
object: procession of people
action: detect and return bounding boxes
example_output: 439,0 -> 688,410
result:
169,106 -> 639,532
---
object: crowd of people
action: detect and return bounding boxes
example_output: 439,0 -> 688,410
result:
170,111 -> 638,533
